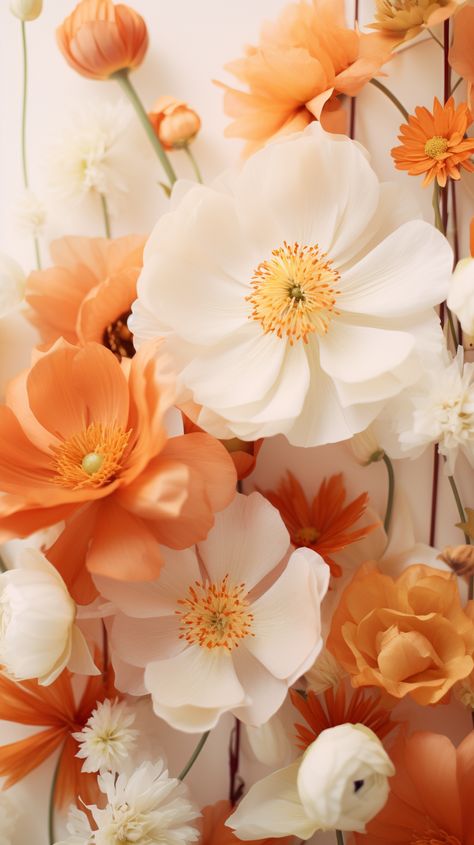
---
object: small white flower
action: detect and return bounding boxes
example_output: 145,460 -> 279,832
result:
227,724 -> 394,839
10,0 -> 42,21
14,189 -> 46,237
349,426 -> 384,466
0,792 -> 18,845
447,257 -> 474,339
0,252 -> 25,318
56,761 -> 200,845
73,698 -> 139,774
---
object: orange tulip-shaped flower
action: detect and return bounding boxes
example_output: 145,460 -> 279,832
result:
0,340 -> 236,602
148,96 -> 201,150
57,0 -> 148,80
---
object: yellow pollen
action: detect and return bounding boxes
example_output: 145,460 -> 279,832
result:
51,422 -> 131,489
176,575 -> 254,651
247,241 -> 340,344
424,135 -> 449,159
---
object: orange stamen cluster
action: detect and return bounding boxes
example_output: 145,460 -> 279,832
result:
51,422 -> 131,489
411,831 -> 461,845
247,241 -> 340,344
176,575 -> 254,651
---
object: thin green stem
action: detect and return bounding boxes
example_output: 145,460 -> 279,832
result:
100,193 -> 112,238
432,181 -> 444,233
178,731 -> 210,781
382,454 -> 395,535
0,556 -> 6,573
183,144 -> 203,183
336,831 -> 345,845
112,70 -> 177,188
20,21 -> 29,188
48,755 -> 61,845
450,76 -> 462,97
447,475 -> 471,545
427,27 -> 444,49
369,78 -> 409,121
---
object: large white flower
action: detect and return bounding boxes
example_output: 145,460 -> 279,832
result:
131,123 -> 451,447
227,724 -> 394,839
95,492 -> 329,732
447,257 -> 474,339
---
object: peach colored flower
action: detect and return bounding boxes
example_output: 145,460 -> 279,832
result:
25,235 -> 145,358
370,0 -> 463,43
259,472 -> 378,578
57,0 -> 148,81
450,5 -> 474,110
216,0 -> 393,155
327,563 -> 474,705
148,96 -> 201,150
201,800 -> 292,845
391,97 -> 474,187
355,731 -> 474,845
0,340 -> 236,602
183,415 -> 263,481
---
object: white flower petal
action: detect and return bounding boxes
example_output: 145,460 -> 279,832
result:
232,647 -> 289,726
110,613 -> 183,667
319,320 -> 415,383
144,646 -> 246,709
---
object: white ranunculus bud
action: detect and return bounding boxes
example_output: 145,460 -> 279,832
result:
10,0 -> 42,20
0,253 -> 25,319
447,258 -> 474,339
0,548 -> 98,685
350,426 -> 384,466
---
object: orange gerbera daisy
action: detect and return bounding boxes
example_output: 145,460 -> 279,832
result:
290,684 -> 399,751
25,235 -> 145,358
0,666 -> 114,808
201,800 -> 292,845
259,472 -> 378,577
355,731 -> 474,845
391,97 -> 474,187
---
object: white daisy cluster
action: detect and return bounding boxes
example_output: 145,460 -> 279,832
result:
73,698 -> 139,774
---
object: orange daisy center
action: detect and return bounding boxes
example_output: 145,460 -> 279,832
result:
51,422 -> 131,489
176,575 -> 254,651
424,135 -> 449,159
248,241 -> 340,344
411,830 -> 461,845
294,526 -> 321,544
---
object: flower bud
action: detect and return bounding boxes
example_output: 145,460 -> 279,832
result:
350,426 -> 384,466
10,0 -> 42,21
148,96 -> 201,150
438,544 -> 474,577
0,252 -> 25,318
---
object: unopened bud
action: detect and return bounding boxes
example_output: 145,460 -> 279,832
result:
148,96 -> 201,150
10,0 -> 42,21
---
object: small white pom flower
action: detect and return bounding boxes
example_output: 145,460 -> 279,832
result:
0,792 -> 18,845
13,189 -> 46,237
73,698 -> 139,774
0,252 -> 25,318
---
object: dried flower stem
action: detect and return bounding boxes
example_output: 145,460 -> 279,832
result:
336,831 -> 345,845
177,730 -> 210,781
382,453 -> 395,534
349,0 -> 360,139
229,717 -> 244,805
427,27 -> 444,49
19,21 -> 41,270
369,78 -> 409,121
183,145 -> 203,183
100,193 -> 112,238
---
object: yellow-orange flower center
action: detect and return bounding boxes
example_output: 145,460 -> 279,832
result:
176,575 -> 254,651
248,241 -> 340,344
411,830 -> 461,845
424,135 -> 449,159
51,422 -> 131,489
295,526 -> 321,544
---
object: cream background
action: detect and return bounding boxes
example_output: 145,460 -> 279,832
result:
0,0 -> 473,842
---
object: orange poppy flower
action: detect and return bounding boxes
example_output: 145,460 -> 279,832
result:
201,800 -> 292,845
290,684 -> 399,751
259,472 -> 378,577
355,731 -> 474,844
25,235 -> 145,358
391,97 -> 474,187
0,667 -> 114,808
216,0 -> 393,155
57,0 -> 148,81
0,340 -> 236,602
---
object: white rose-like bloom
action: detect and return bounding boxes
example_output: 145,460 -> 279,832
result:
0,793 -> 18,845
447,257 -> 474,338
131,123 -> 451,448
73,698 -> 139,774
0,547 -> 98,685
55,761 -> 200,845
227,724 -> 394,839
10,0 -> 42,20
0,253 -> 25,319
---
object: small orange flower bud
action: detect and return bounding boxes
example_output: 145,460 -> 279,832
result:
148,96 -> 201,150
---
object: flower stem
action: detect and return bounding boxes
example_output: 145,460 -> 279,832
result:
183,144 -> 203,183
48,754 -> 61,845
112,69 -> 177,188
450,76 -> 462,96
20,20 -> 41,270
336,831 -> 345,845
447,474 -> 471,545
432,183 -> 458,348
99,193 -> 112,238
369,78 -> 409,121
178,730 -> 210,781
382,453 -> 395,535
427,27 -> 444,49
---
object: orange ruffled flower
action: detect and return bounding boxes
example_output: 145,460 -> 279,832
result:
26,235 -> 145,358
370,0 -> 462,43
148,96 -> 201,150
355,731 -> 474,845
290,684 -> 399,751
201,800 -> 292,845
327,562 -> 474,705
57,0 -> 148,81
260,472 -> 378,578
391,97 -> 474,187
0,340 -> 236,602
0,667 -> 114,809
217,0 -> 393,155
449,5 -> 474,110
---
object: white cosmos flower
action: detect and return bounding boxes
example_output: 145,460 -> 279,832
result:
0,793 -> 18,845
447,257 -> 474,338
55,761 -> 200,845
95,492 -> 329,732
131,122 -> 451,448
0,547 -> 98,685
227,724 -> 394,839
73,698 -> 139,774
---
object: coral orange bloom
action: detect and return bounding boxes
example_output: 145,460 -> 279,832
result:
355,731 -> 474,845
25,235 -> 145,357
260,472 -> 378,577
216,0 -> 393,155
450,5 -> 474,110
201,800 -> 292,845
327,563 -> 474,705
183,414 -> 263,481
148,96 -> 201,150
0,340 -> 236,601
391,97 -> 474,187
290,684 -> 399,750
57,0 -> 148,81
0,667 -> 114,808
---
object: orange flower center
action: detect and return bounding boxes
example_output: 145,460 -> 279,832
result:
51,422 -> 131,489
295,526 -> 321,544
248,241 -> 340,344
103,310 -> 135,359
176,575 -> 255,651
411,830 -> 461,845
424,136 -> 449,159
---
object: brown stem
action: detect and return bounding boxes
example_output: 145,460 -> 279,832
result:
349,0 -> 359,139
228,718 -> 244,805
429,447 -> 440,547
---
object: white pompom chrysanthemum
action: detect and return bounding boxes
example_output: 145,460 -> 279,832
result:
73,698 -> 139,774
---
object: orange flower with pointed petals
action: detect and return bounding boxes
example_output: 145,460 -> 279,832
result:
25,235 -> 145,358
391,97 -> 474,187
201,800 -> 292,845
355,731 -> 474,845
57,0 -> 148,81
259,472 -> 378,577
0,667 -> 114,808
0,340 -> 236,602
290,685 -> 399,751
